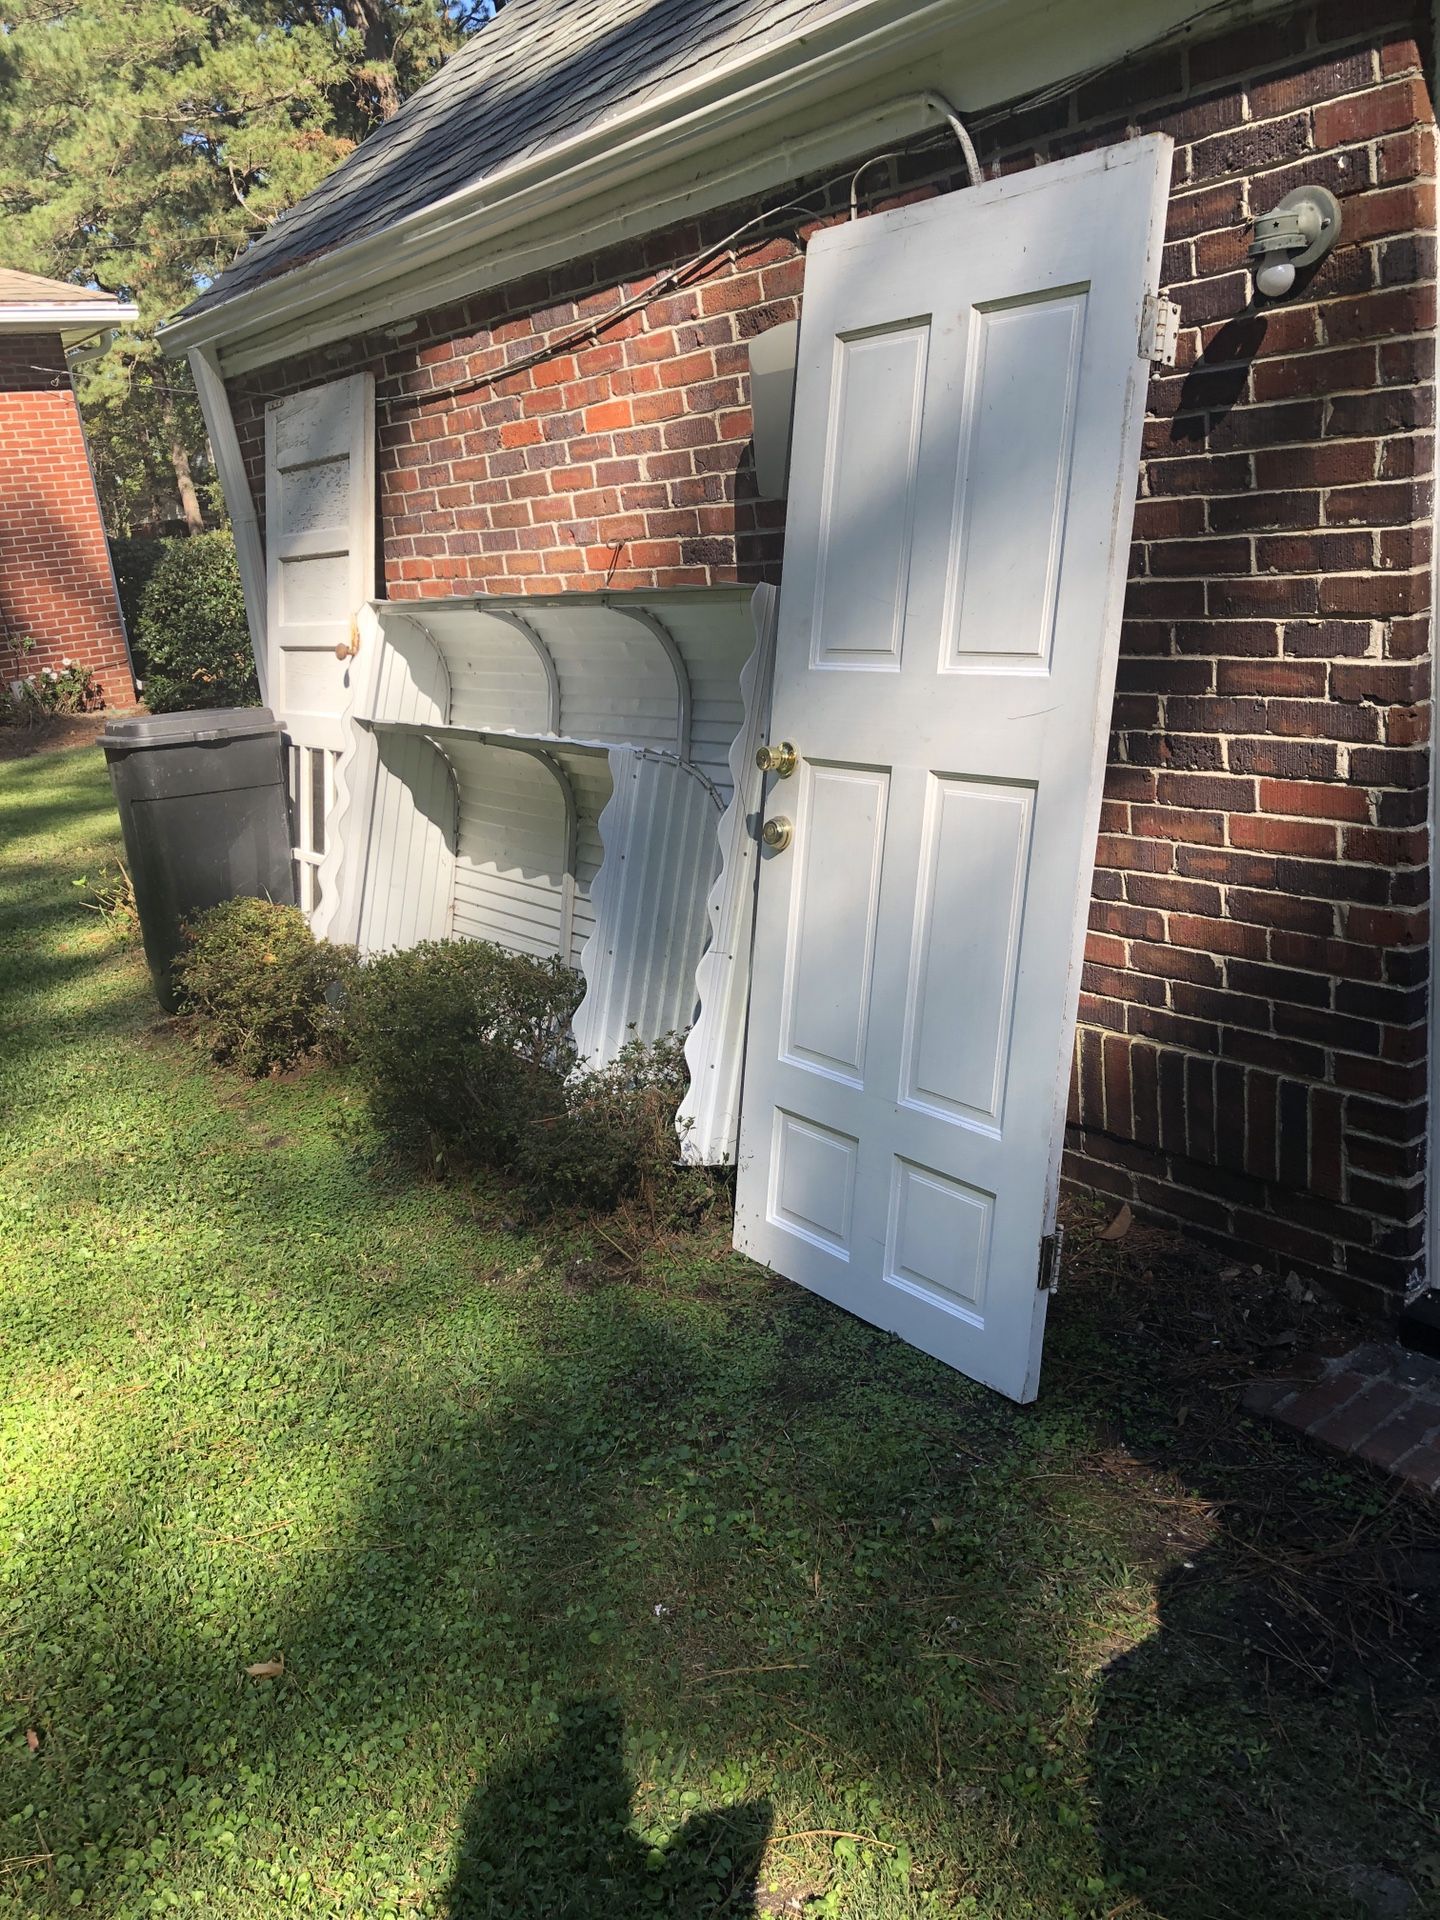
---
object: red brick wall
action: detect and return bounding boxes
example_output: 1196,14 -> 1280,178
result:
1064,6 -> 1435,1309
227,0 -> 1436,1311
0,333 -> 135,704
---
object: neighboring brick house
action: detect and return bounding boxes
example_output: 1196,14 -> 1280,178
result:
0,271 -> 137,707
161,0 -> 1440,1330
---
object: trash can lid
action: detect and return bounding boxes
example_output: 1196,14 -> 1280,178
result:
101,706 -> 283,748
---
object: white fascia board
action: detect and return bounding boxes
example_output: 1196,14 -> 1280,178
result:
0,301 -> 138,337
159,0 -> 1265,376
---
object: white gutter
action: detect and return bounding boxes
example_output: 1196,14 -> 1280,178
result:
0,300 -> 138,334
211,91 -> 954,377
158,0 -> 1247,374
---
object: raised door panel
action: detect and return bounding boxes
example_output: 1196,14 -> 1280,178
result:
811,324 -> 930,671
944,292 -> 1087,672
900,776 -> 1035,1132
779,763 -> 889,1087
769,1111 -> 860,1258
884,1159 -> 993,1323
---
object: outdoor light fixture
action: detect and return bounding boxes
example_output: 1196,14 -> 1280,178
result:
1248,185 -> 1341,299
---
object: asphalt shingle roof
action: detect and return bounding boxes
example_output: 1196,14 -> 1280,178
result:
181,0 -> 852,321
0,270 -> 123,306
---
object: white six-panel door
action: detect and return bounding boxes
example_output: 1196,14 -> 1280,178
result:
733,139 -> 1172,1402
264,373 -> 376,912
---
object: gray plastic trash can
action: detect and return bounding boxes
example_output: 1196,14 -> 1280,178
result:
101,707 -> 296,1011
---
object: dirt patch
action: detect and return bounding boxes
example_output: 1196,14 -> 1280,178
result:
1052,1189 -> 1374,1393
0,713 -> 111,762
135,1015 -> 188,1050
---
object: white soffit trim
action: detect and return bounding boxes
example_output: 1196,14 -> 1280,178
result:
159,0 -> 1264,377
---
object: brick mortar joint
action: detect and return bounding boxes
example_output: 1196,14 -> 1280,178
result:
1074,1138 -> 1427,1229
1072,1019 -> 1425,1101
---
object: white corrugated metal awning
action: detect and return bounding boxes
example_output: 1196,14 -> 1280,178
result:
314,586 -> 777,1163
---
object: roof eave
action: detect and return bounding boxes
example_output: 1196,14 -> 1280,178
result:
157,0 -> 1265,374
0,300 -> 139,342
159,0 -> 975,361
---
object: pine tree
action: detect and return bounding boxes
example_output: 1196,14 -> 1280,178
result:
0,1 -> 496,531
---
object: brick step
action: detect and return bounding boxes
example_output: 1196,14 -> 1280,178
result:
1244,1340 -> 1440,1492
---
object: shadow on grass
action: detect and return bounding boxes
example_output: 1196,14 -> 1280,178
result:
11,1225 -> 1438,1919
1090,1552 -> 1434,1920
6,1286 -> 793,1915
446,1701 -> 771,1918
1047,1245 -> 1440,1920
0,943 -> 155,1094
0,792 -> 121,857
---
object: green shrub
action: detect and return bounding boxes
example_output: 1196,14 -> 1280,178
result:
251,930 -> 707,1223
176,897 -> 356,1076
517,1032 -> 715,1224
132,532 -> 257,713
341,940 -> 582,1170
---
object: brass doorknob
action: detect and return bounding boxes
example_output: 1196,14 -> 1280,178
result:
755,740 -> 798,777
762,816 -> 793,851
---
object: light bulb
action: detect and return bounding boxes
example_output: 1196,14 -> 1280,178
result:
1255,257 -> 1297,299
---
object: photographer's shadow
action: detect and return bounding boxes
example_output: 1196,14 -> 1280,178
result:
446,1699 -> 772,1918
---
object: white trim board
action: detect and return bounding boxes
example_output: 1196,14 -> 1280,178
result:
158,0 -> 1280,378
189,346 -> 269,705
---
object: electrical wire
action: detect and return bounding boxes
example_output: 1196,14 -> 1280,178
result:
330,0 -> 1242,418
384,89 -> 985,414
849,151 -> 907,219
380,184 -> 843,417
919,90 -> 982,187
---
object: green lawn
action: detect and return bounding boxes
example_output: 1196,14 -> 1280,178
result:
1,743 -> 1437,1920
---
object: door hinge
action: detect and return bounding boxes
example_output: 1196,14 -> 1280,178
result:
1038,1225 -> 1065,1294
1141,293 -> 1181,368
